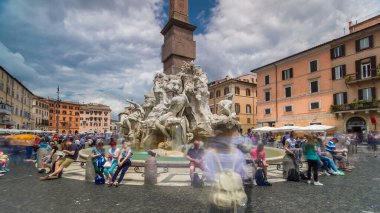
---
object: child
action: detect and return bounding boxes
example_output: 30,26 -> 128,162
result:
304,137 -> 323,186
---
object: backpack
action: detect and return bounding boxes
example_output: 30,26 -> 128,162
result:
191,172 -> 203,188
287,168 -> 300,182
210,150 -> 247,210
255,168 -> 271,186
281,136 -> 287,146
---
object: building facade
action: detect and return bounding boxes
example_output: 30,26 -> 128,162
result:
251,15 -> 380,133
0,66 -> 33,129
208,74 -> 257,134
79,103 -> 111,133
47,99 -> 81,134
31,96 -> 49,130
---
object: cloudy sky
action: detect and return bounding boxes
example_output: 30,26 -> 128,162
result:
0,0 -> 379,118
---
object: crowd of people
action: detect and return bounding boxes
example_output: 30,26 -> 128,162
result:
0,127 -> 379,211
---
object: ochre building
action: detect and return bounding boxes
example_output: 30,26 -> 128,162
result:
208,74 -> 257,134
251,15 -> 380,134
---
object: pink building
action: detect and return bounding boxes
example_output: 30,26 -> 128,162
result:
79,103 -> 111,133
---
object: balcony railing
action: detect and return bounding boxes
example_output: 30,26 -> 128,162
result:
0,103 -> 12,115
331,100 -> 380,113
345,71 -> 380,84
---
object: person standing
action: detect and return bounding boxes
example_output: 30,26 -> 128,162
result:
109,141 -> 132,187
186,139 -> 206,182
103,141 -> 120,184
304,137 -> 323,186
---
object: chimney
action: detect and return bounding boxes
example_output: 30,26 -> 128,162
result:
348,21 -> 354,33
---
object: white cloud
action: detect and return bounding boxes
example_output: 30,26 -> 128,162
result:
0,0 -> 165,118
196,0 -> 380,81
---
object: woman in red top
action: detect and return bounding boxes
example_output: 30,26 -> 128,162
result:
250,143 -> 269,179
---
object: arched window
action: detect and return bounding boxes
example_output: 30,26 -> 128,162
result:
224,87 -> 230,95
209,92 -> 214,99
235,103 -> 241,114
246,89 -> 251,96
216,90 -> 221,97
235,87 -> 240,95
246,104 -> 252,113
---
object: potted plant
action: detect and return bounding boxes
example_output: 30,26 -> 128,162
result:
345,75 -> 352,83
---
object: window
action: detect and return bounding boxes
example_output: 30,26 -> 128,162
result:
332,65 -> 346,80
209,92 -> 214,99
224,87 -> 230,95
246,104 -> 252,113
359,87 -> 376,101
310,60 -> 318,72
216,90 -> 221,97
356,56 -> 376,80
235,87 -> 240,95
310,122 -> 322,125
331,45 -> 345,59
282,68 -> 293,80
284,124 -> 294,126
264,75 -> 270,85
310,79 -> 319,93
62,105 -> 67,109
361,62 -> 371,79
356,36 -> 373,51
310,101 -> 320,110
285,86 -> 292,98
284,105 -> 293,112
264,108 -> 271,115
265,91 -> 271,101
235,103 -> 240,114
247,118 -> 251,124
246,89 -> 251,96
333,92 -> 347,105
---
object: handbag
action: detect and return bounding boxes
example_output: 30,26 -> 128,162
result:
103,160 -> 112,168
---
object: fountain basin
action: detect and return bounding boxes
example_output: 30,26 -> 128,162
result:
79,145 -> 285,167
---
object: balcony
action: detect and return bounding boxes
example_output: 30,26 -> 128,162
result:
345,71 -> 380,84
0,103 -> 12,115
331,100 -> 380,113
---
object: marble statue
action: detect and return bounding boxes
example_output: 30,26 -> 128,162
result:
121,61 -> 241,154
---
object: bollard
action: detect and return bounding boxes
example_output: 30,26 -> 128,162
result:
85,157 -> 96,182
282,154 -> 295,179
144,156 -> 158,185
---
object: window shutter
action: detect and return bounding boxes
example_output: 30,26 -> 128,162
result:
290,68 -> 293,78
372,87 -> 377,99
370,56 -> 376,77
355,60 -> 361,80
282,71 -> 285,80
333,94 -> 337,105
342,64 -> 346,77
331,68 -> 336,80
341,45 -> 345,57
369,35 -> 374,48
330,48 -> 334,59
355,39 -> 360,52
343,92 -> 348,104
358,89 -> 363,100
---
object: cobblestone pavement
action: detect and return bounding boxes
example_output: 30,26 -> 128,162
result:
0,145 -> 379,213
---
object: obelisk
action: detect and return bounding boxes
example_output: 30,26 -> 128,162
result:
161,0 -> 197,75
